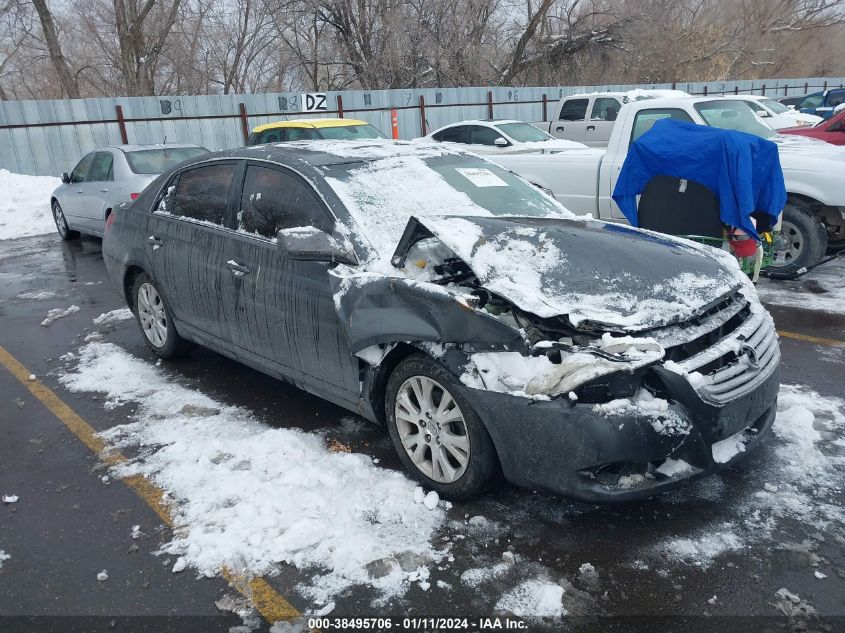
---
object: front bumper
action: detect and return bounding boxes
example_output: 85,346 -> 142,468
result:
462,363 -> 779,503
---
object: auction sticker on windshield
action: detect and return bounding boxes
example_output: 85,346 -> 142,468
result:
455,168 -> 508,187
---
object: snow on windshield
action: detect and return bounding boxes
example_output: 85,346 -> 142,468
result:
321,151 -> 569,258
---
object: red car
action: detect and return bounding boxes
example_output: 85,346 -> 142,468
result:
779,109 -> 845,145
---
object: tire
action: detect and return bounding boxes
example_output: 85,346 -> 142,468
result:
131,272 -> 192,359
385,353 -> 500,499
52,201 -> 79,241
769,201 -> 828,275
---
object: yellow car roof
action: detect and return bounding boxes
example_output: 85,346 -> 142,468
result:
252,118 -> 370,133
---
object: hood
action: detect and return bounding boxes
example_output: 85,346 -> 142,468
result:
393,215 -> 743,332
773,133 -> 845,162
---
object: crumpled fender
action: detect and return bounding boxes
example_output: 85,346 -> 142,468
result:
330,273 -> 523,354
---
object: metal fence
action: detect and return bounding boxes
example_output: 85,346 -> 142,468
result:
2,76 -> 843,177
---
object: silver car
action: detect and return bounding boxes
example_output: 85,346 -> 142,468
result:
51,144 -> 208,239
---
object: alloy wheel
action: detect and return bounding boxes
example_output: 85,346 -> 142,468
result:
53,204 -> 68,238
137,282 -> 168,348
394,375 -> 471,483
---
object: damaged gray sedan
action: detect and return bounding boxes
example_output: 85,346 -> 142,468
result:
102,141 -> 780,502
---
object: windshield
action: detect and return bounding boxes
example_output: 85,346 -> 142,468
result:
125,147 -> 209,174
760,98 -> 790,114
497,122 -> 552,142
694,100 -> 776,139
322,152 -> 567,255
318,124 -> 385,140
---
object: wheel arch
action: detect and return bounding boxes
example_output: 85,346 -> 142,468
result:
123,265 -> 146,310
367,343 -> 422,425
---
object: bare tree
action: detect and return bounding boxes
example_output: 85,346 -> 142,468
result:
30,0 -> 80,97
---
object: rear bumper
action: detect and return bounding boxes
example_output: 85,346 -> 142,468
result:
462,364 -> 779,503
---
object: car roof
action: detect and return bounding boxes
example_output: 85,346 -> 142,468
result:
91,143 -> 205,153
251,118 -> 370,133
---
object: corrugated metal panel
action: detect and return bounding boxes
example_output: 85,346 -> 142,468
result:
3,76 -> 844,175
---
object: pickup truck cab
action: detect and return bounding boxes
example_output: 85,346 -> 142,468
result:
797,89 -> 845,120
498,97 -> 845,275
539,90 -> 689,147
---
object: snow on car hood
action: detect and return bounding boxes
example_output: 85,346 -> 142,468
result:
400,215 -> 744,332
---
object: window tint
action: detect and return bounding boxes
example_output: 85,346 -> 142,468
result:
591,98 -> 622,121
469,126 -> 504,146
166,163 -> 236,225
559,99 -> 588,121
631,108 -> 694,142
70,153 -> 95,183
238,165 -> 332,238
432,126 -> 469,143
258,129 -> 286,143
89,152 -> 114,182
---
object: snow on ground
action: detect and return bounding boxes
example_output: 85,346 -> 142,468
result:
0,169 -> 60,240
59,341 -> 446,604
92,308 -> 134,326
650,384 -> 845,567
756,257 -> 845,315
495,578 -> 566,618
0,550 -> 9,569
41,305 -> 80,327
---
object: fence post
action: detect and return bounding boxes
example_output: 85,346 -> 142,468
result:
804,82 -> 808,93
487,91 -> 494,119
238,103 -> 250,143
703,85 -> 708,96
337,95 -> 344,118
391,108 -> 399,140
761,84 -> 766,96
823,80 -> 828,91
542,94 -> 548,122
115,105 -> 128,144
734,86 -> 738,95
419,95 -> 427,136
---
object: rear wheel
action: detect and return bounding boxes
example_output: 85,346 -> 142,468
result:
131,273 -> 192,359
385,354 -> 499,499
769,201 -> 828,275
52,201 -> 79,241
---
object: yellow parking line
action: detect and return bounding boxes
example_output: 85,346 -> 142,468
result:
777,330 -> 844,348
0,343 -> 301,624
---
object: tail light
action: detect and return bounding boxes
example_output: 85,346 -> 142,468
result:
130,192 -> 140,200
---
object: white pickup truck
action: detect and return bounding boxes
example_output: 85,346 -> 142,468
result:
505,97 -> 845,275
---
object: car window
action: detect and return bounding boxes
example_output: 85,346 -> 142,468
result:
125,147 -> 210,174
432,126 -> 469,143
559,98 -> 588,121
70,153 -> 95,183
760,98 -> 789,114
258,129 -> 287,143
829,91 -> 845,107
317,124 -> 385,140
238,165 -> 333,238
88,152 -> 113,182
162,163 -> 237,225
469,126 -> 503,146
694,100 -> 775,139
799,93 -> 823,109
631,108 -> 694,142
591,98 -> 622,121
496,122 -> 551,142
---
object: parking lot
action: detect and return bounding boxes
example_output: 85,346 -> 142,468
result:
0,232 -> 843,632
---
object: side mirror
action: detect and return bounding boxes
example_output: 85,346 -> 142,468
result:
61,172 -> 70,184
493,137 -> 509,147
757,110 -> 770,117
277,227 -> 357,265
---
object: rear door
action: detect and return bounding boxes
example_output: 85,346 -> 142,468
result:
585,97 -> 622,147
551,98 -> 589,142
221,162 -> 360,399
145,161 -> 240,345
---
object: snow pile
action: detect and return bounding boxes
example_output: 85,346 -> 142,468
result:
93,308 -> 134,326
59,342 -> 446,602
0,169 -> 60,240
495,578 -> 566,618
660,529 -> 744,567
41,305 -> 80,327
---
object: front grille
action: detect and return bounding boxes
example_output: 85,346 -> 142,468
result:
651,292 -> 779,404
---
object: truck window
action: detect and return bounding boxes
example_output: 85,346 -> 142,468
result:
798,93 -> 823,109
559,99 -> 588,121
591,98 -> 621,121
829,90 -> 845,108
631,109 -> 694,142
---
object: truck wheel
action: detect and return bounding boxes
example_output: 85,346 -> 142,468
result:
385,353 -> 500,500
769,201 -> 827,275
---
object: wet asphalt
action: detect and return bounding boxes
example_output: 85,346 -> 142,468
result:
0,234 -> 843,633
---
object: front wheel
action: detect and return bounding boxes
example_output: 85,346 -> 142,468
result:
52,201 -> 79,241
385,354 -> 500,499
131,273 -> 192,359
769,201 -> 828,275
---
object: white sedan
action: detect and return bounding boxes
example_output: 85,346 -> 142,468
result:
723,95 -> 823,129
418,119 -> 587,155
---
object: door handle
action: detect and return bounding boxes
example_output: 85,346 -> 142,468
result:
587,125 -> 596,131
556,126 -> 565,132
76,190 -> 83,194
226,260 -> 250,277
147,235 -> 163,250
100,188 -> 109,193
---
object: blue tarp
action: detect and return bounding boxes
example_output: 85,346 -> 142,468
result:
612,119 -> 786,240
